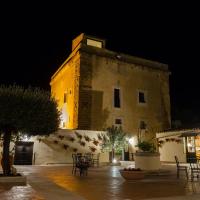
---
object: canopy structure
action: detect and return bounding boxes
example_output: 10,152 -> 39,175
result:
179,131 -> 200,137
156,129 -> 200,139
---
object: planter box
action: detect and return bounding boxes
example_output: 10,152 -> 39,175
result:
0,173 -> 27,184
135,152 -> 161,170
119,170 -> 145,180
120,161 -> 135,167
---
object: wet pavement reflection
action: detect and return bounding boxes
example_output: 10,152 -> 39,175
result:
1,164 -> 200,200
0,183 -> 44,200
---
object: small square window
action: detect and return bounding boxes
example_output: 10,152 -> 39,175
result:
115,118 -> 122,125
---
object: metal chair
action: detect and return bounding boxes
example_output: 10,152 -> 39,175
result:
84,153 -> 94,167
175,156 -> 188,179
189,160 -> 200,181
72,153 -> 89,176
92,153 -> 100,167
72,153 -> 77,175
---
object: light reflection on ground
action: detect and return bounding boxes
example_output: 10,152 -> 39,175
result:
0,184 -> 44,200
1,164 -> 200,200
32,165 -> 200,200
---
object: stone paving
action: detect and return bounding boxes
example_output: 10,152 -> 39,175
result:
0,163 -> 200,200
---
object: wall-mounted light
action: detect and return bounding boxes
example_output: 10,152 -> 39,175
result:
23,135 -> 29,141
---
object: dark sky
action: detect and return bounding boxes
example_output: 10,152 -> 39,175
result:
0,3 -> 199,124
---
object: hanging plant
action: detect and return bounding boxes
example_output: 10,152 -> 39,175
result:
89,146 -> 97,152
79,140 -> 86,146
97,133 -> 103,141
158,140 -> 165,147
93,138 -> 99,146
67,136 -> 75,142
84,135 -> 91,142
175,139 -> 182,143
170,138 -> 175,142
75,131 -> 82,140
63,144 -> 69,150
58,135 -> 64,140
73,148 -> 78,152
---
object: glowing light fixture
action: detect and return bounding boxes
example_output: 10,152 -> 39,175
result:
187,143 -> 192,147
23,135 -> 29,141
112,158 -> 117,163
128,137 -> 135,145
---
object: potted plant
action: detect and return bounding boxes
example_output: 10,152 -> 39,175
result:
135,140 -> 161,170
136,140 -> 155,152
119,167 -> 145,180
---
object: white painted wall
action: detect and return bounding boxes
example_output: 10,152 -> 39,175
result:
0,129 -> 109,166
159,138 -> 186,163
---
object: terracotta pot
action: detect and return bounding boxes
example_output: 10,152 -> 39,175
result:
119,170 -> 145,180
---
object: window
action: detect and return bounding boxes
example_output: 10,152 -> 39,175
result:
139,92 -> 145,103
115,118 -> 122,125
114,88 -> 121,108
138,90 -> 147,104
86,39 -> 102,48
139,121 -> 147,129
64,93 -> 67,103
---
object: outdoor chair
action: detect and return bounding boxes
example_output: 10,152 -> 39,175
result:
84,153 -> 94,167
189,160 -> 200,181
174,156 -> 188,179
72,153 -> 89,176
72,153 -> 77,175
92,153 -> 100,167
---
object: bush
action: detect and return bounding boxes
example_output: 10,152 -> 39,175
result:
137,141 -> 155,152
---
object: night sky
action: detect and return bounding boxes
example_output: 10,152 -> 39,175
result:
0,3 -> 199,125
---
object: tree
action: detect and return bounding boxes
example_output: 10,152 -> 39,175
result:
0,85 -> 60,175
101,125 -> 127,162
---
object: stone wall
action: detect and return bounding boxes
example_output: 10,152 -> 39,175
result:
79,49 -> 171,138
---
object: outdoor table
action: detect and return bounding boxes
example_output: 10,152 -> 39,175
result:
76,155 -> 90,176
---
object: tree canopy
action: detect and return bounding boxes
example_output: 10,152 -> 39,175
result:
0,85 -> 60,175
0,85 -> 60,136
101,125 -> 127,154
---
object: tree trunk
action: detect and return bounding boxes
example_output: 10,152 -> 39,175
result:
2,130 -> 12,175
112,148 -> 115,162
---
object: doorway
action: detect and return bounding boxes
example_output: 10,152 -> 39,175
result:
14,141 -> 34,165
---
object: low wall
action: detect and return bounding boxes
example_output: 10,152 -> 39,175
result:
1,129 -> 109,166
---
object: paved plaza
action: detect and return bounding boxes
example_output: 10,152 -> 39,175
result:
0,163 -> 200,200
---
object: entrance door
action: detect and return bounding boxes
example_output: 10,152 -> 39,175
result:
14,141 -> 34,165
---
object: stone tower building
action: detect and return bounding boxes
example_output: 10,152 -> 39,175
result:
50,33 -> 171,139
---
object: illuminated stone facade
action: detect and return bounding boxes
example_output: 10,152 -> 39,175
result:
50,33 -> 171,138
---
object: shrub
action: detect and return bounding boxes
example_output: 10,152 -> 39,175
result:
137,141 -> 155,152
